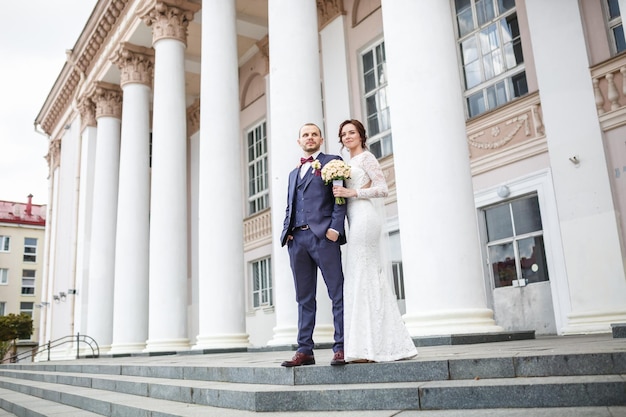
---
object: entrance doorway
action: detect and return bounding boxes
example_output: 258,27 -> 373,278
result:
483,194 -> 557,334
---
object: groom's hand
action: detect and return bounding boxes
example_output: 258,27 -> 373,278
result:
326,229 -> 339,242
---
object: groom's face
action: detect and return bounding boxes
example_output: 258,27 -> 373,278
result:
298,125 -> 324,154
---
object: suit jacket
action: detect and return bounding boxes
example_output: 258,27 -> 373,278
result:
281,152 -> 347,246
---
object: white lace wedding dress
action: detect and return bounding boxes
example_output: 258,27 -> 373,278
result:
343,151 -> 417,362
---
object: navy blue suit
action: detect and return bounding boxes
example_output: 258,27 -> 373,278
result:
281,152 -> 347,354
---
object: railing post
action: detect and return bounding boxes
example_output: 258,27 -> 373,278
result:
47,341 -> 51,361
76,332 -> 80,359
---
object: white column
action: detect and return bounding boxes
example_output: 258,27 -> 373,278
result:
267,0 -> 331,346
320,13 -> 351,157
74,98 -> 98,339
381,0 -> 502,335
194,0 -> 249,349
110,44 -> 154,354
86,83 -> 123,352
139,1 -> 199,352
525,0 -> 626,333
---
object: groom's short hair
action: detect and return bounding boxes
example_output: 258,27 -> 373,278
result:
299,122 -> 323,137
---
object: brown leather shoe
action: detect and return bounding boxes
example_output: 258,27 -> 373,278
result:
330,350 -> 346,366
281,352 -> 315,367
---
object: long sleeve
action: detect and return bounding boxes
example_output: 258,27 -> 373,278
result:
355,152 -> 388,199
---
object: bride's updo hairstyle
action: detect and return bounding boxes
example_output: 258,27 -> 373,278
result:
338,119 -> 368,150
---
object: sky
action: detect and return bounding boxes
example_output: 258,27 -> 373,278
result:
0,1 -> 98,206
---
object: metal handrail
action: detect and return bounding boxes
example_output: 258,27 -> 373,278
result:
0,333 -> 99,363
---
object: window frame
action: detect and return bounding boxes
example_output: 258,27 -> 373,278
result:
0,235 -> 10,252
483,194 -> 549,289
453,0 -> 528,118
246,120 -> 270,216
23,237 -> 38,263
359,38 -> 393,159
604,0 -> 626,54
21,269 -> 36,296
250,257 -> 273,309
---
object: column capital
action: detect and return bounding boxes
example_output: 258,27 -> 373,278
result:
317,0 -> 345,30
137,1 -> 200,46
45,138 -> 62,173
88,82 -> 123,119
111,43 -> 155,88
78,96 -> 97,130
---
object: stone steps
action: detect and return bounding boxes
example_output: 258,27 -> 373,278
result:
0,349 -> 624,414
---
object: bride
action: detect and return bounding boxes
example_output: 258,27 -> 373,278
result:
332,119 -> 417,363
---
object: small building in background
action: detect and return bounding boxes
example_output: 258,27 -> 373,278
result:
0,195 -> 47,359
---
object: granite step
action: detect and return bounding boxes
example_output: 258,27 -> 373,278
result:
0,370 -> 624,412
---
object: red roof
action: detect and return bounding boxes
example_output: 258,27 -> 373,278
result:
0,196 -> 46,226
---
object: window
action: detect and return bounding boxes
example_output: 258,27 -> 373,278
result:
247,121 -> 269,215
606,0 -> 626,54
454,0 -> 528,118
0,268 -> 8,285
0,235 -> 9,252
0,302 -> 5,316
361,40 -> 393,159
388,231 -> 405,300
21,270 -> 36,296
251,257 -> 272,308
484,195 -> 549,288
391,262 -> 405,300
23,238 -> 37,262
20,302 -> 34,318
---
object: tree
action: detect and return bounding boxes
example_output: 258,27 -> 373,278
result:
0,314 -> 34,361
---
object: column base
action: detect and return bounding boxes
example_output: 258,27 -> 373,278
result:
404,308 -> 503,336
144,338 -> 190,353
266,324 -> 336,347
109,342 -> 147,355
561,309 -> 626,335
192,333 -> 250,350
266,325 -> 298,346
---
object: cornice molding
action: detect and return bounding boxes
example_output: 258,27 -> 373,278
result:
37,0 -> 131,136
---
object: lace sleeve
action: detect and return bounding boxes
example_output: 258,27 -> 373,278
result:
356,152 -> 388,199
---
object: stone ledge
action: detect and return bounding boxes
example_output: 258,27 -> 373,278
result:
611,323 -> 626,338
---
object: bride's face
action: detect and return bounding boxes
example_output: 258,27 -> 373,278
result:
340,123 -> 361,151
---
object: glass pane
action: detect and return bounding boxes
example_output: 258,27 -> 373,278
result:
480,25 -> 500,55
378,103 -> 391,131
457,6 -> 474,37
486,85 -> 497,109
465,60 -> 482,89
495,80 -> 507,106
512,196 -> 542,234
614,25 -> 626,53
485,204 -> 513,241
476,0 -> 495,26
518,236 -> 549,284
370,141 -> 382,159
467,91 -> 485,117
24,238 -> 37,246
498,0 -> 515,13
489,242 -> 516,288
503,14 -> 520,40
608,0 -> 621,19
362,51 -> 374,74
461,37 -> 479,65
511,71 -> 528,97
503,43 -> 516,69
455,0 -> 471,13
363,72 -> 376,95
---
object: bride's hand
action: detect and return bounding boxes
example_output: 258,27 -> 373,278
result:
333,185 -> 356,198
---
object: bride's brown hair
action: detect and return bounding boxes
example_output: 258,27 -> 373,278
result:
338,119 -> 368,150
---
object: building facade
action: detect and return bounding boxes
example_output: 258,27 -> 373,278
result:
0,195 -> 46,353
35,0 -> 626,358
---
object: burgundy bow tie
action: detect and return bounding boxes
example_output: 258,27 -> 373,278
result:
300,156 -> 314,165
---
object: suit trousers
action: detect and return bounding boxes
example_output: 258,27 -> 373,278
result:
287,227 -> 344,354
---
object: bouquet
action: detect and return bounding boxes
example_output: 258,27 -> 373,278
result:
321,159 -> 351,205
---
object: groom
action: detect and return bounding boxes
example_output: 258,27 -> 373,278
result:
280,122 -> 347,367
